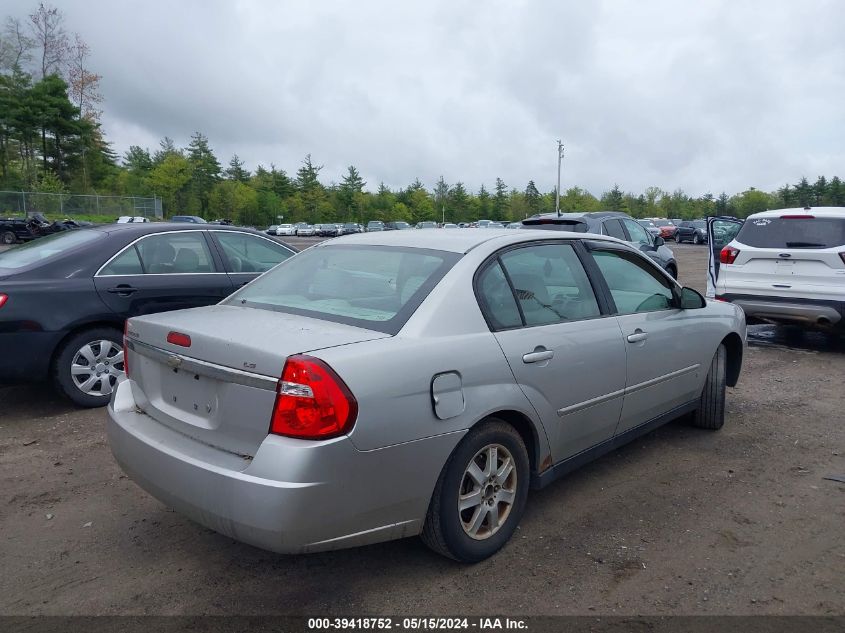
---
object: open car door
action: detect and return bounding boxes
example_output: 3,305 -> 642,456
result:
706,216 -> 744,298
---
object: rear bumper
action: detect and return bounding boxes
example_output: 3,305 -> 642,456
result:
718,293 -> 844,329
107,377 -> 460,553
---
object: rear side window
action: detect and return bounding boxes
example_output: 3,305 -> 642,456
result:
100,232 -> 216,275
476,262 -> 522,329
736,217 -> 845,249
603,219 -> 627,240
493,243 -> 601,327
226,245 -> 459,334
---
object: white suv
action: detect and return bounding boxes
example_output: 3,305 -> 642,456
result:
713,207 -> 845,331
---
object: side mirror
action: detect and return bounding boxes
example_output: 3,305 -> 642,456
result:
653,236 -> 665,247
680,287 -> 706,309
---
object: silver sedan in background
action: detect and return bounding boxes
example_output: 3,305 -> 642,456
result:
109,229 -> 746,562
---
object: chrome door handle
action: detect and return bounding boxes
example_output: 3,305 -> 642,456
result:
522,347 -> 554,364
627,330 -> 648,343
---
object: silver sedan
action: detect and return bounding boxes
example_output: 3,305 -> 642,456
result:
108,229 -> 746,561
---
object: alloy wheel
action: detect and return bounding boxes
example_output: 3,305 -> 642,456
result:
458,443 -> 517,540
70,339 -> 125,397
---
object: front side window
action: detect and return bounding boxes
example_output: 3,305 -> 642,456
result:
496,243 -> 601,326
214,232 -> 293,273
225,245 -> 459,334
591,250 -> 675,314
624,219 -> 652,246
101,231 -> 216,275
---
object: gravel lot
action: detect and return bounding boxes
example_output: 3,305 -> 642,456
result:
0,240 -> 843,616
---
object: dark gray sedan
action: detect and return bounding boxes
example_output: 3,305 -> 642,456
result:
522,212 -> 679,278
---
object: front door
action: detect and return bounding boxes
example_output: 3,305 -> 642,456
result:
94,230 -> 234,317
208,230 -> 296,290
477,242 -> 627,461
586,245 -> 703,435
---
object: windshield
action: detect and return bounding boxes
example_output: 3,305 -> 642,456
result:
735,216 -> 845,249
638,220 -> 656,227
0,230 -> 103,271
226,245 -> 460,334
693,221 -> 706,229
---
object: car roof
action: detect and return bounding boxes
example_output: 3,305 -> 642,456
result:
527,211 -> 629,221
319,227 -> 617,253
745,206 -> 845,219
86,222 -> 274,238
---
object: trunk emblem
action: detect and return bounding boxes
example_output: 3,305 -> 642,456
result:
166,354 -> 183,368
778,253 -> 791,258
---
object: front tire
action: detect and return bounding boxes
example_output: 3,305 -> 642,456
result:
422,419 -> 530,562
693,233 -> 702,245
1,230 -> 15,245
53,327 -> 125,408
692,344 -> 726,430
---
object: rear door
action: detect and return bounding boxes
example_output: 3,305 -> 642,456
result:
706,217 -> 744,297
94,230 -> 234,317
585,242 -> 702,434
208,230 -> 296,289
478,241 -> 627,460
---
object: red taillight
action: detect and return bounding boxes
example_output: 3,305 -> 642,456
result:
123,320 -> 130,378
270,355 -> 358,440
781,214 -> 814,219
0,294 -> 7,309
166,331 -> 191,347
714,295 -> 728,302
720,246 -> 740,265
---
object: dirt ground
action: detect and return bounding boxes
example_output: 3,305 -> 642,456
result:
0,242 -> 843,616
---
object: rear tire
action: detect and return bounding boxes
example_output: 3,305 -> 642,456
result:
1,230 -> 15,245
422,419 -> 529,562
53,327 -> 124,408
666,264 -> 677,279
692,344 -> 726,430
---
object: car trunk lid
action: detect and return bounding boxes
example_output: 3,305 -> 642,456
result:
125,305 -> 389,457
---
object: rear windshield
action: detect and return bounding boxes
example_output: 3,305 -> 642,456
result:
736,217 -> 845,249
0,229 -> 103,270
521,219 -> 589,232
226,245 -> 460,334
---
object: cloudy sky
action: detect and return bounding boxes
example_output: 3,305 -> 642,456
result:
7,0 -> 845,196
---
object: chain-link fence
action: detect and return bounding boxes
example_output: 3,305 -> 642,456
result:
0,191 -> 162,219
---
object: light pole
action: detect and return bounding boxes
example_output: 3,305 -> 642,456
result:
555,140 -> 564,217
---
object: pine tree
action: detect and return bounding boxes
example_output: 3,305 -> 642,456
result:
601,184 -> 625,211
493,177 -> 508,218
813,176 -> 828,206
794,177 -> 812,207
186,132 -> 221,215
224,154 -> 249,182
524,180 -> 541,212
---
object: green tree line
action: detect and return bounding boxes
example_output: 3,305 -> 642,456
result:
2,4 -> 844,226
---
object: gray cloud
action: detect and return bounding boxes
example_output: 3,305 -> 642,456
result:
7,0 -> 844,196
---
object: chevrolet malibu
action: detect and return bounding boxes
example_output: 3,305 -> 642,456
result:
108,229 -> 746,561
